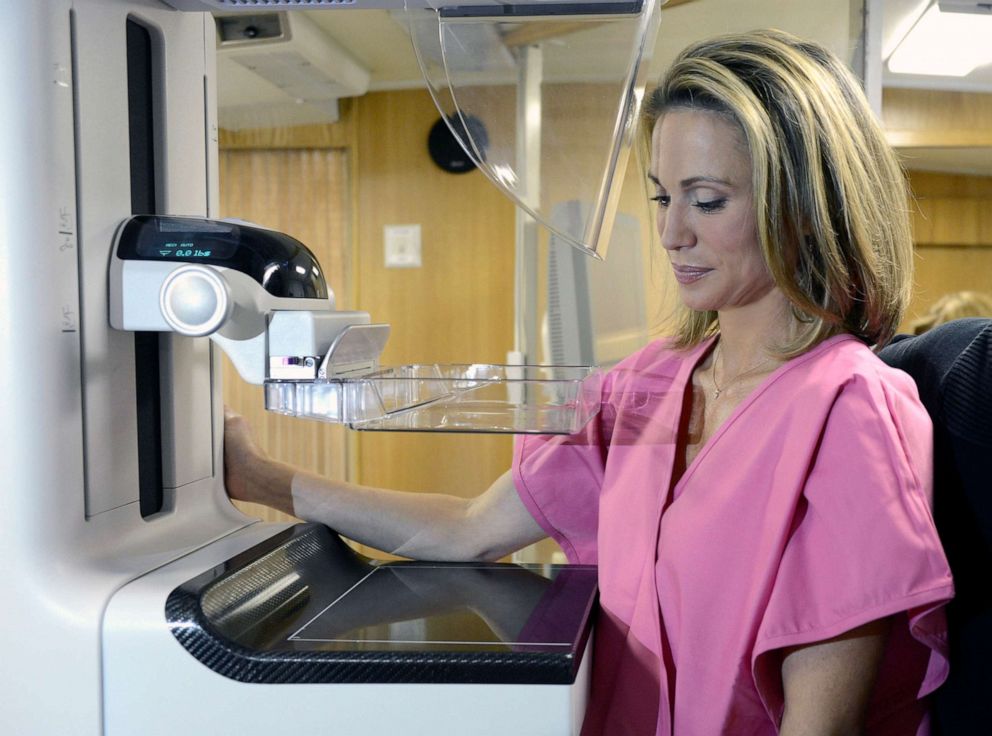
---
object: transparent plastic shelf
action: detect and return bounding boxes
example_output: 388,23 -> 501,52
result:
264,364 -> 602,435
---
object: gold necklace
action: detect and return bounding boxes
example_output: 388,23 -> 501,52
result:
711,343 -> 776,400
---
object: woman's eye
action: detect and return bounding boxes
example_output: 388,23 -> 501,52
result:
693,198 -> 727,213
650,195 -> 671,207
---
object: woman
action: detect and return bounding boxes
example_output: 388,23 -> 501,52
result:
225,30 -> 952,735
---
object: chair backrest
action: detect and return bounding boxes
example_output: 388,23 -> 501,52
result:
879,318 -> 992,734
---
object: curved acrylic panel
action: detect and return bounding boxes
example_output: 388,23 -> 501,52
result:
403,0 -> 661,258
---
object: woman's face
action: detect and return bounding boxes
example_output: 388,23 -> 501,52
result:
650,108 -> 777,314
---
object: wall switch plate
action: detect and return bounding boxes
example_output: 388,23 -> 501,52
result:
384,224 -> 422,268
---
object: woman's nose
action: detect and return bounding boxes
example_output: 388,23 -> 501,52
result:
659,204 -> 693,252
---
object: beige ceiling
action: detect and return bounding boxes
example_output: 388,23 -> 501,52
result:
297,0 -> 865,90
217,1 -> 863,121
216,0 -> 992,174
305,10 -> 421,91
288,0 -> 992,93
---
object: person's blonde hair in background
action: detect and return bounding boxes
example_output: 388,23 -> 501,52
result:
911,290 -> 992,335
643,29 -> 913,358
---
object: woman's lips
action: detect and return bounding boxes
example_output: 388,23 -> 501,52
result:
672,264 -> 713,285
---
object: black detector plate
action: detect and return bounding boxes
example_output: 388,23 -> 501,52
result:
166,523 -> 598,684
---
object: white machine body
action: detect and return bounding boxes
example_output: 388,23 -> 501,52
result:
0,3 -> 249,734
102,522 -> 592,736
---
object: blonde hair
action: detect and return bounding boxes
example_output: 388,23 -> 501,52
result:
643,29 -> 913,356
910,291 -> 992,335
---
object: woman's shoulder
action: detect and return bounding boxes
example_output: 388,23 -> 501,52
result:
788,335 -> 930,433
791,334 -> 917,393
610,335 -> 710,371
603,336 -> 707,392
730,335 -> 927,442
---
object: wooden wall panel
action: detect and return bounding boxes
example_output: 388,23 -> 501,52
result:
910,246 -> 992,325
911,197 -> 992,247
908,170 -> 992,248
352,90 -> 517,499
901,169 -> 992,331
883,88 -> 992,147
881,88 -> 992,331
219,99 -> 355,150
219,148 -> 351,525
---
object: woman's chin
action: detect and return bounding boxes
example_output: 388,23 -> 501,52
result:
677,294 -> 719,313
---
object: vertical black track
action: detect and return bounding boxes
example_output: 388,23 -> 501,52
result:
126,19 -> 164,518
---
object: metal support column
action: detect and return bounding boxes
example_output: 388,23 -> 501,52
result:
511,43 -> 542,366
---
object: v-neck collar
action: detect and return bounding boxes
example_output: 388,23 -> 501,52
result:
668,333 -> 858,502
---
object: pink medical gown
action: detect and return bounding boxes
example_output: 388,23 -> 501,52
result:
513,334 -> 953,735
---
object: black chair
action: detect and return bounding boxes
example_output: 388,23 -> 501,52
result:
880,318 -> 992,735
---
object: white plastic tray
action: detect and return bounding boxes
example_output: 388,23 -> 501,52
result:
264,364 -> 601,434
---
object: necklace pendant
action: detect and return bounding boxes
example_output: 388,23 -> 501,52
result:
713,388 -> 722,399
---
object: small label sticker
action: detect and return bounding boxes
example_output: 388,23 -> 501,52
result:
61,305 -> 77,333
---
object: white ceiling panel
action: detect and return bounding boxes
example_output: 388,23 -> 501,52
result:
214,1 -> 992,174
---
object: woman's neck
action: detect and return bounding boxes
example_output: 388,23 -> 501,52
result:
715,288 -> 796,371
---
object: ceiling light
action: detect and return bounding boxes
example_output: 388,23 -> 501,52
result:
887,2 -> 992,77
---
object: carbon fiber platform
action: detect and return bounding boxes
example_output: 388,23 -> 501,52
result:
166,523 -> 598,684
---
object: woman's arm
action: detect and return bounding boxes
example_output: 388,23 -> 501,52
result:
778,618 -> 890,736
224,410 -> 547,561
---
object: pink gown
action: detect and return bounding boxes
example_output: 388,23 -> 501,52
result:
513,334 -> 953,735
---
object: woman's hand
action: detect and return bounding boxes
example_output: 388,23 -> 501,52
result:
223,408 -> 263,504
223,408 -> 296,515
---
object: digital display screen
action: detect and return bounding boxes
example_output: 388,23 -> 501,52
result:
134,221 -> 240,261
136,238 -> 237,260
118,215 -> 329,300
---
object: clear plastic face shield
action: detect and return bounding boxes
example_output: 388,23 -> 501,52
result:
401,0 -> 661,259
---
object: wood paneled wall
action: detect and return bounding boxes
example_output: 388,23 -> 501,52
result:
883,88 -> 992,330
350,91 -> 517,498
219,147 -> 351,526
907,171 -> 992,247
884,88 -> 992,148
903,170 -> 992,330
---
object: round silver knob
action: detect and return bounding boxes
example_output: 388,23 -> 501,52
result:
159,264 -> 231,337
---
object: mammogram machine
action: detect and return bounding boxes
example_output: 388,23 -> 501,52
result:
0,1 -> 657,734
